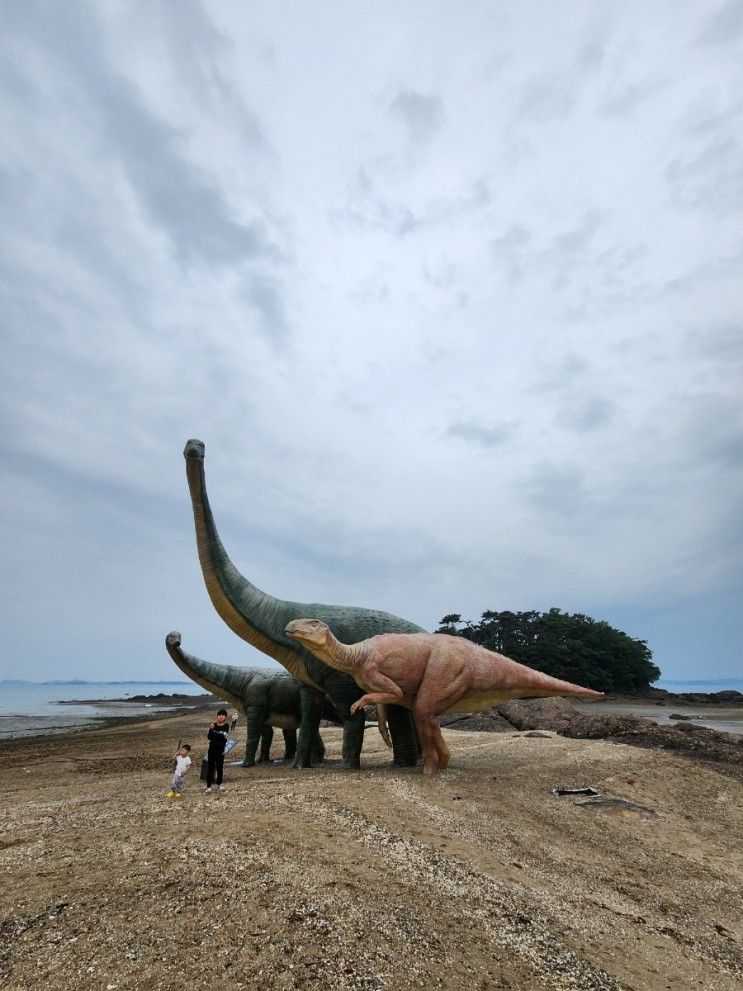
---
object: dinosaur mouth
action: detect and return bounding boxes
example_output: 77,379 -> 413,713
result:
183,439 -> 205,460
166,631 -> 182,648
284,621 -> 313,641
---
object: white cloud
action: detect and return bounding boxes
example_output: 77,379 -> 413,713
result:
1,1 -> 741,683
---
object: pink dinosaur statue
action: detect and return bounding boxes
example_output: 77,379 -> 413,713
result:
285,619 -> 604,775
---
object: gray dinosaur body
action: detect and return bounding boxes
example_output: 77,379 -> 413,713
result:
165,632 -> 340,766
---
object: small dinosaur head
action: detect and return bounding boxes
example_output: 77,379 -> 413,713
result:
166,631 -> 182,649
285,618 -> 332,651
183,439 -> 205,460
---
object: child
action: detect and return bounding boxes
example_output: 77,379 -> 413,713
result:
167,743 -> 192,799
205,708 -> 230,794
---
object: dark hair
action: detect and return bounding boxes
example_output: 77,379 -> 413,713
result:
182,743 -> 191,751
217,708 -> 228,716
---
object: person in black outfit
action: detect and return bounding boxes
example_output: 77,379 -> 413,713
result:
205,708 -> 230,793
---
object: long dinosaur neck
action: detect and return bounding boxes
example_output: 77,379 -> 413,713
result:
308,632 -> 366,675
184,447 -> 318,688
165,634 -> 255,711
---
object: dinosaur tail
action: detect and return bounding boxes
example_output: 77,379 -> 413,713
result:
508,665 -> 604,700
376,703 -> 392,748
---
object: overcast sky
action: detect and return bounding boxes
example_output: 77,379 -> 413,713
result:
1,1 -> 742,684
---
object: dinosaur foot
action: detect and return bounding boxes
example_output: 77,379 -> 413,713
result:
338,759 -> 361,770
241,758 -> 256,768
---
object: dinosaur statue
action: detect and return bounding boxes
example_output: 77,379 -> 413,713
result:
182,438 -> 422,769
165,632 -> 340,765
285,619 -> 605,775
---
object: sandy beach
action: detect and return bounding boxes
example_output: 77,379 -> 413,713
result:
0,706 -> 741,991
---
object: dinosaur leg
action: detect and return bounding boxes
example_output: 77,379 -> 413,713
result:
339,710 -> 365,769
282,728 -> 297,762
294,686 -> 323,769
257,725 -> 274,763
412,709 -> 441,775
242,703 -> 269,767
311,732 -> 326,764
326,675 -> 367,769
433,723 -> 451,770
386,704 -> 419,766
414,662 -> 467,775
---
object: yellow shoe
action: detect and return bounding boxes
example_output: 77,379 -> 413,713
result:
166,790 -> 175,798
173,792 -> 182,798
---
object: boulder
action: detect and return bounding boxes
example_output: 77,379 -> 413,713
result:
493,698 -> 742,777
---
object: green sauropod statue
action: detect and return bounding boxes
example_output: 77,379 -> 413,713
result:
183,438 -> 422,769
165,631 -> 340,766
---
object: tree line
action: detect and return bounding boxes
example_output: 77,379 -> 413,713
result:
436,607 -> 660,693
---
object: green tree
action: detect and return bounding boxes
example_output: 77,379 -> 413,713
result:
436,607 -> 659,693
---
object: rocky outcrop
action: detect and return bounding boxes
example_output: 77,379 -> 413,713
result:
439,710 -> 514,733
497,697 -> 657,738
489,698 -> 743,778
639,688 -> 743,705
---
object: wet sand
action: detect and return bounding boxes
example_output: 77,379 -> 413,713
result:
575,699 -> 743,736
0,694 -> 220,741
0,708 -> 740,991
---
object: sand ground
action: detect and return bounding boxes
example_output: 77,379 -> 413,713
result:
0,711 -> 741,991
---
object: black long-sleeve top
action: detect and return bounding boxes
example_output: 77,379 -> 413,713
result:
207,722 -> 230,755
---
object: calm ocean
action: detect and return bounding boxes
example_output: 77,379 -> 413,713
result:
653,677 -> 743,693
0,681 -> 209,739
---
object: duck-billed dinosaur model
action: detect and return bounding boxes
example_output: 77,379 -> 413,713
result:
165,632 -> 340,766
183,438 -> 422,769
285,619 -> 604,775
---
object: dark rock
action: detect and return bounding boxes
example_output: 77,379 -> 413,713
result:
439,709 -> 514,733
669,713 -> 693,720
495,698 -> 743,779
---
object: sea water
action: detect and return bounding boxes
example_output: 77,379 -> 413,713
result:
654,677 -> 743,693
0,681 -> 208,740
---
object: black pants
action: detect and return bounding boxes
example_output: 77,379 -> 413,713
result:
206,751 -> 224,787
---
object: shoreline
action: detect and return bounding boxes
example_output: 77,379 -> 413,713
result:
0,693 -> 223,742
1,689 -> 742,749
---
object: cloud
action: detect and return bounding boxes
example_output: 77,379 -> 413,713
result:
521,462 -> 586,518
331,168 -> 421,236
389,90 -> 444,145
445,421 -> 514,448
331,169 -> 491,237
699,0 -> 743,45
517,75 -> 576,122
241,272 -> 290,346
490,211 -> 604,293
4,2 -> 277,268
598,79 -> 665,119
687,322 -> 743,366
1,2 -> 742,683
490,225 -> 532,285
554,397 -> 616,433
666,137 -> 743,213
